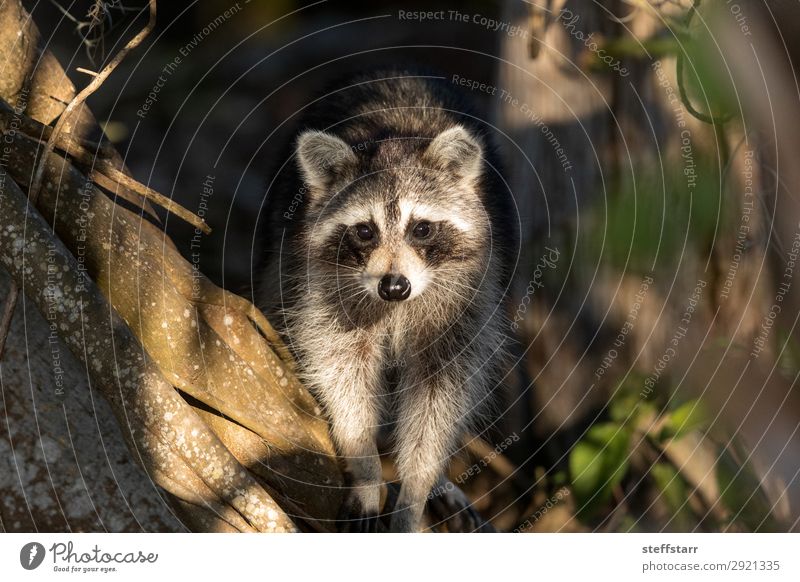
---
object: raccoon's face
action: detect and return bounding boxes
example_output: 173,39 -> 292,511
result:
295,126 -> 490,310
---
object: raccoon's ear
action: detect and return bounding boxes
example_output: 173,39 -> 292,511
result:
424,125 -> 483,182
296,130 -> 356,192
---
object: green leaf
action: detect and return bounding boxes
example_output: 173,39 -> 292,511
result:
608,392 -> 639,423
650,462 -> 694,531
660,400 -> 707,441
716,447 -> 780,532
776,329 -> 800,380
608,373 -> 653,425
570,423 -> 632,518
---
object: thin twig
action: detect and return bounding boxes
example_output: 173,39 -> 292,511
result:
2,99 -> 210,233
31,0 -> 156,206
75,67 -> 99,77
88,166 -> 211,234
1,98 -> 116,159
462,433 -> 518,480
0,0 -> 157,362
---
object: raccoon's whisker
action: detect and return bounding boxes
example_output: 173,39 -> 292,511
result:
313,260 -> 362,272
423,273 -> 482,295
336,284 -> 368,297
423,264 -> 472,271
424,266 -> 479,277
422,269 -> 479,283
282,274 -> 361,283
347,290 -> 373,314
285,269 -> 361,277
336,281 -> 369,296
428,280 -> 476,303
347,293 -> 371,307
287,273 -> 364,285
433,277 -> 481,292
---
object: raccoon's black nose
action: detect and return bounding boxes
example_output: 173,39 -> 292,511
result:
378,274 -> 411,301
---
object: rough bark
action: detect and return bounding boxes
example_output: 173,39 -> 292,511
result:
0,0 -> 342,532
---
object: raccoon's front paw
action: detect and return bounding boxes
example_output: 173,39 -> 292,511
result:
427,479 -> 494,533
337,489 -> 379,533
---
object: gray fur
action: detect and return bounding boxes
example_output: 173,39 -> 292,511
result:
296,130 -> 357,194
259,72 -> 515,532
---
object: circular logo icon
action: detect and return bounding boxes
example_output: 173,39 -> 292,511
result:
19,542 -> 46,570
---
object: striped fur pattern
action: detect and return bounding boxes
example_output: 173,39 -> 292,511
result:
259,71 -> 516,532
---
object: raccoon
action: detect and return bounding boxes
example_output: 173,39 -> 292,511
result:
259,70 -> 517,532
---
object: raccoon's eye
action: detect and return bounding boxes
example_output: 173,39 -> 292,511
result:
412,221 -> 432,239
355,223 -> 374,241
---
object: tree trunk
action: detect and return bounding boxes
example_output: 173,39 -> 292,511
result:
0,0 -> 341,533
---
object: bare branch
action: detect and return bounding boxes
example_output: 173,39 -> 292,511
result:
0,0 -> 157,360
